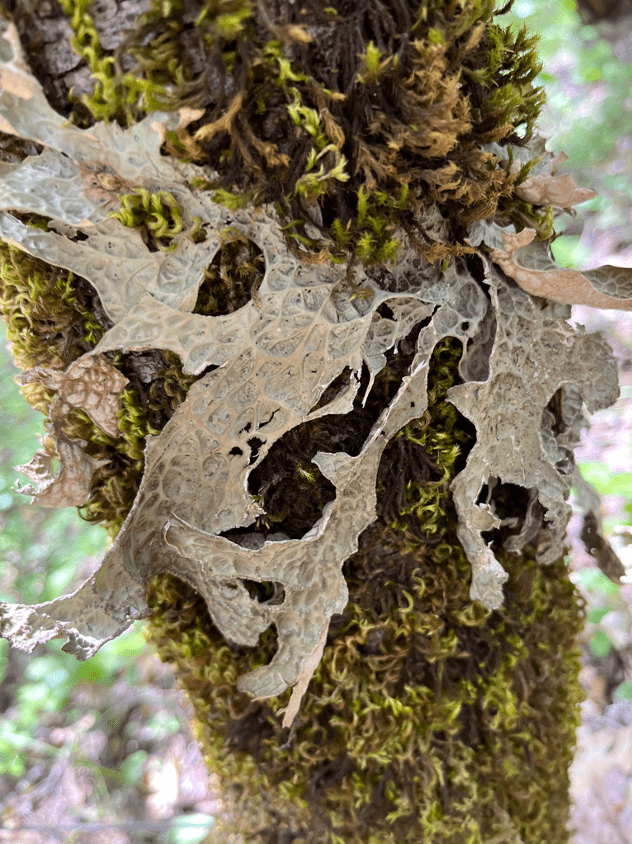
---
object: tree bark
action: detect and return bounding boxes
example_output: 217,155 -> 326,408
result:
0,2 -> 622,843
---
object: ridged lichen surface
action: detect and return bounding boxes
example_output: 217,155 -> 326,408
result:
148,338 -> 586,844
0,2 -> 628,842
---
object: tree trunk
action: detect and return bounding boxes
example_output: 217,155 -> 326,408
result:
0,2 -> 626,842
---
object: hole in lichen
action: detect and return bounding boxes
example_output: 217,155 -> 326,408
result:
191,226 -> 208,243
257,410 -> 279,431
70,348 -> 201,531
248,452 -> 337,540
242,580 -> 285,605
229,446 -> 243,456
480,480 -> 541,551
247,437 -> 265,464
369,336 -> 477,537
193,235 -> 264,316
308,366 -> 354,414
377,302 -> 395,319
247,321 -> 443,540
475,482 -> 491,507
0,132 -> 43,163
542,386 -> 572,436
142,232 -> 161,253
9,210 -> 54,231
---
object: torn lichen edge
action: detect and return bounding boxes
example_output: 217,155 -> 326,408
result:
490,227 -> 632,310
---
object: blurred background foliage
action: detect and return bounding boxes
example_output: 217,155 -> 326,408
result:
0,0 -> 631,838
506,0 -> 632,269
0,330 -> 119,779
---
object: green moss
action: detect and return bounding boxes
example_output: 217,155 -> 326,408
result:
193,229 -> 265,316
111,188 -> 185,252
0,242 -> 103,406
59,0 -> 546,265
0,240 -> 196,537
1,216 -> 583,844
499,195 -> 556,241
59,0 -> 138,124
69,350 -> 198,536
147,339 -> 583,844
3,4 -> 586,842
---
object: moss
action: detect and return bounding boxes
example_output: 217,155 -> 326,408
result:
58,0 -> 178,125
0,223 -> 582,843
111,188 -> 185,252
66,349 -> 198,537
2,3 -> 586,842
0,242 -> 104,409
193,229 -> 265,316
146,339 -> 584,844
0,241 -> 197,537
59,0 -> 546,265
0,233 -> 579,844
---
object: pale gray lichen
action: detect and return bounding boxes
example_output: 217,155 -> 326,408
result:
0,19 -> 626,725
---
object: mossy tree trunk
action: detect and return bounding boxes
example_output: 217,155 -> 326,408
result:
0,1 -> 592,842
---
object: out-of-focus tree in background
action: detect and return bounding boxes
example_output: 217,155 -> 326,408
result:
0,0 -> 631,841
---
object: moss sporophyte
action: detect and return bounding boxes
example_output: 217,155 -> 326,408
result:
0,2 -> 629,843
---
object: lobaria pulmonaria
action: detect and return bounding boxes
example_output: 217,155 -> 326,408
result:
0,2 -> 629,842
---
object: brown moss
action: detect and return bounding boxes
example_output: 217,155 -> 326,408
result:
41,0 -> 548,265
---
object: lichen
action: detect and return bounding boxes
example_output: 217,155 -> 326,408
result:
146,339 -> 585,844
0,3 -> 626,840
0,0 -> 624,713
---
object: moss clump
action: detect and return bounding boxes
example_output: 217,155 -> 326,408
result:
193,229 -> 266,316
147,339 -> 584,844
56,346 -> 199,536
110,188 -> 185,252
58,0 -> 172,124
0,241 -> 197,537
0,242 -> 104,409
56,0 -> 549,263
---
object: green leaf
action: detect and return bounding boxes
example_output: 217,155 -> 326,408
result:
576,463 -> 632,498
550,235 -> 591,269
589,630 -> 612,658
574,567 -> 620,597
73,625 -> 147,685
614,680 -> 632,701
587,607 -> 611,624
